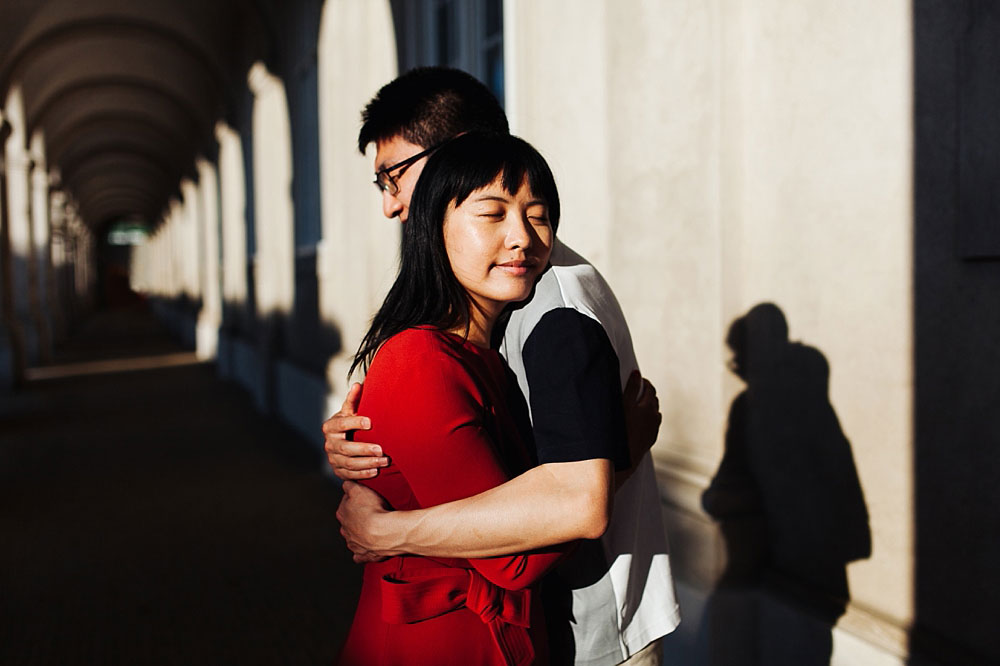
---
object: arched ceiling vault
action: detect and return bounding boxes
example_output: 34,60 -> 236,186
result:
54,118 -> 190,183
32,78 -> 205,151
0,0 -> 271,233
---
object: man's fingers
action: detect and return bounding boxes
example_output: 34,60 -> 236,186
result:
325,439 -> 383,458
321,414 -> 371,437
332,467 -> 381,481
340,382 -> 363,416
329,454 -> 384,482
638,381 -> 659,410
331,453 -> 389,472
624,369 -> 642,402
633,379 -> 659,413
635,378 -> 658,406
324,439 -> 385,480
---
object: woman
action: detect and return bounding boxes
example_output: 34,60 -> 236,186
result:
337,133 -> 565,666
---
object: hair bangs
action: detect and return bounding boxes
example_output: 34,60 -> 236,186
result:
432,134 -> 560,231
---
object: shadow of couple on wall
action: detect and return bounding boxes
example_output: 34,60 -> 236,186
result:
700,303 -> 871,666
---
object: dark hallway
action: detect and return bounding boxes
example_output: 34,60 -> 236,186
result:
0,307 -> 361,664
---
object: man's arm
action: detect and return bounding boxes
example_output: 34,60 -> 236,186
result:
325,367 -> 659,483
338,457 -> 612,561
335,369 -> 661,563
322,382 -> 388,480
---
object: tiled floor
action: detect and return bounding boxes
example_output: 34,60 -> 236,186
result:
0,308 -> 361,665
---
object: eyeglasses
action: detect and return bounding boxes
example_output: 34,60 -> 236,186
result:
373,142 -> 444,196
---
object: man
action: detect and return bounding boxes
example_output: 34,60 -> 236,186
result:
324,67 -> 679,665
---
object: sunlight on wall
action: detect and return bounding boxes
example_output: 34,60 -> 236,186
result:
216,121 -> 248,310
179,179 -> 200,301
247,61 -> 295,319
29,130 -> 54,359
506,0 -> 915,656
4,85 -> 38,362
316,0 -> 400,402
195,158 -> 221,360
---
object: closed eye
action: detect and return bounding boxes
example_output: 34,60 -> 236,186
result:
526,205 -> 549,224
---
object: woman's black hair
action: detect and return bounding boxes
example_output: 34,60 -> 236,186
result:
350,132 -> 561,377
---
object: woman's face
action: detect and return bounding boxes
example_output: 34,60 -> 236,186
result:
443,175 -> 554,320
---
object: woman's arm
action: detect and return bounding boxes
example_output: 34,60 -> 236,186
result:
338,460 -> 609,560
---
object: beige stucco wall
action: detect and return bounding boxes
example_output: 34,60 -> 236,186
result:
216,122 -> 248,312
4,86 -> 35,343
506,0 -> 913,653
179,179 -> 201,301
195,157 -> 221,360
248,62 -> 295,318
316,0 -> 401,404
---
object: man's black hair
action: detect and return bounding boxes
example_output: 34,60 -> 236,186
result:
357,66 -> 509,154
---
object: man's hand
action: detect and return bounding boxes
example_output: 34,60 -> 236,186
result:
336,481 -> 397,563
623,370 -> 662,467
322,382 -> 387,480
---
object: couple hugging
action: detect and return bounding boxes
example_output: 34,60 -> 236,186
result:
324,67 -> 679,666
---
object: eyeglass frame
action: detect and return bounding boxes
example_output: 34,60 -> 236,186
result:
373,142 -> 445,196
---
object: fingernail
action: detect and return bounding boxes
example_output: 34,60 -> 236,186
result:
362,418 -> 371,429
378,457 -> 389,467
368,468 -> 378,476
372,445 -> 382,456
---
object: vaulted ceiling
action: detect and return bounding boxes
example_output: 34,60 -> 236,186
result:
0,0 -> 272,234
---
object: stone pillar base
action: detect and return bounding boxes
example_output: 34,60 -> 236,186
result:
195,315 -> 219,361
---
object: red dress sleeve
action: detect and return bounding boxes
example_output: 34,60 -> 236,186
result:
355,329 -> 564,590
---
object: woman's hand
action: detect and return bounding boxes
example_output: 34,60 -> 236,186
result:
322,382 -> 388,480
617,370 -> 662,488
337,481 -> 397,563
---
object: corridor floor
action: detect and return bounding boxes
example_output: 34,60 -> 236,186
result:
0,308 -> 361,665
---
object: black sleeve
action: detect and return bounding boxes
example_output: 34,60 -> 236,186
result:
521,308 -> 630,470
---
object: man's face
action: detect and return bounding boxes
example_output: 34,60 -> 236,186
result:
373,136 -> 430,223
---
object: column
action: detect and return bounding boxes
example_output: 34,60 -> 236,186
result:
247,61 -> 295,411
66,208 -> 94,318
0,114 -> 22,387
196,157 -> 221,360
247,62 -> 295,320
4,85 -> 39,365
29,131 -> 53,362
48,186 -> 68,341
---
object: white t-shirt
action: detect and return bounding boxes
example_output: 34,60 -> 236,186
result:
499,239 -> 681,665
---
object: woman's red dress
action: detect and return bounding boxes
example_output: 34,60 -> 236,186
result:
337,328 -> 563,666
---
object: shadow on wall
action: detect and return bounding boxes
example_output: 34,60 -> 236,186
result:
699,303 -> 871,666
1,255 -> 29,387
214,289 -> 342,451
